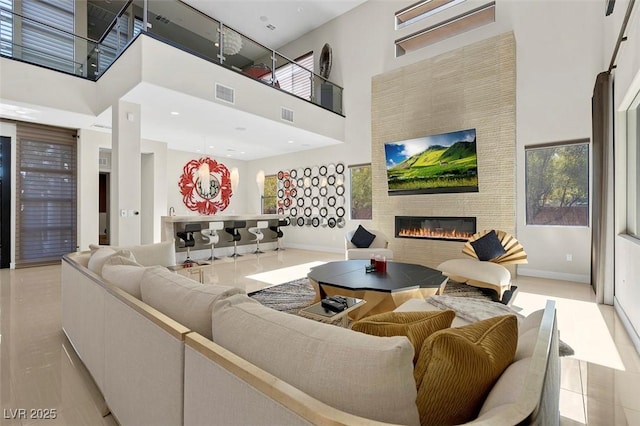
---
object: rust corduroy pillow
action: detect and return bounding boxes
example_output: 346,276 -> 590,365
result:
415,314 -> 518,426
351,310 -> 455,363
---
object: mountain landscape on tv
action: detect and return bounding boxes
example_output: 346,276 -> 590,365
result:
385,129 -> 479,195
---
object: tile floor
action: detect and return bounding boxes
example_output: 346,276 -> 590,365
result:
0,249 -> 638,425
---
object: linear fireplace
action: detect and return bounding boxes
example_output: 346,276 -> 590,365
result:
395,216 -> 477,242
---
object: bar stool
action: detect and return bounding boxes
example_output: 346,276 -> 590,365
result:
225,220 -> 246,258
269,218 -> 290,251
176,223 -> 201,264
201,221 -> 223,260
248,220 -> 269,254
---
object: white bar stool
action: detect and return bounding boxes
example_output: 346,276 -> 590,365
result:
248,220 -> 268,254
201,221 -> 223,260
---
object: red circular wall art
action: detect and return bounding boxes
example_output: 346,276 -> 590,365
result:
178,157 -> 232,215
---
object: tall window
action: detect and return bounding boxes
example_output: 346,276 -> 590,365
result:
20,0 -> 75,73
525,141 -> 589,226
626,89 -> 640,238
275,52 -> 313,101
0,0 -> 13,56
262,174 -> 277,214
349,164 -> 372,220
16,123 -> 77,267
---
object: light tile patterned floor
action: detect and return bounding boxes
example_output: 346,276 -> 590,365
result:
0,249 -> 636,425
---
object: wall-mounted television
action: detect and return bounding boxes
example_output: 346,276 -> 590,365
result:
384,128 -> 478,195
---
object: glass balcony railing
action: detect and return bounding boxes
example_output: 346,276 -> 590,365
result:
0,0 -> 344,115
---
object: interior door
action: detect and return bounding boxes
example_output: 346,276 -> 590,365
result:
1,136 -> 11,268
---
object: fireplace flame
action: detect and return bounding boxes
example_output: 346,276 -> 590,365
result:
397,227 -> 474,241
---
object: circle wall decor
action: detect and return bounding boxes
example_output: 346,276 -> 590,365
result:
336,185 -> 345,196
336,206 -> 345,218
304,167 -> 311,177
178,157 -> 232,215
319,165 -> 327,176
290,207 -> 297,217
319,187 -> 328,197
327,175 -> 336,185
297,217 -> 305,227
297,198 -> 304,207
336,163 -> 345,174
312,176 -> 319,186
290,169 -> 297,178
328,218 -> 336,228
312,217 -> 320,227
320,207 -> 328,217
337,218 -> 345,228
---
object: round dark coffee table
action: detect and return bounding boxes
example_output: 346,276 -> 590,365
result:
307,260 -> 448,320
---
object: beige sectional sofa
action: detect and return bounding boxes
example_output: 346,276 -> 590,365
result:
61,242 -> 560,426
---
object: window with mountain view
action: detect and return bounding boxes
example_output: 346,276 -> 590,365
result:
525,141 -> 589,226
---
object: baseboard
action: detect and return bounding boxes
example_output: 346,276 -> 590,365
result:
517,268 -> 590,284
614,298 -> 640,354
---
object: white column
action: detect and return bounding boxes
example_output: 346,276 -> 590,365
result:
111,100 -> 141,246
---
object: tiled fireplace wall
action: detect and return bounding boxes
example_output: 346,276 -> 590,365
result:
371,33 -> 516,269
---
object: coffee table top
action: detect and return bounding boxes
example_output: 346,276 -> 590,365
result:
308,260 -> 446,293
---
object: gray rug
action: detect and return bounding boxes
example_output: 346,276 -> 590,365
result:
248,278 -> 499,315
248,278 -> 573,357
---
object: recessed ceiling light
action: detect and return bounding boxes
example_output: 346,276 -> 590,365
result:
259,15 -> 268,22
226,154 -> 232,157
240,151 -> 245,154
170,111 -> 179,115
208,145 -> 214,149
288,140 -> 294,144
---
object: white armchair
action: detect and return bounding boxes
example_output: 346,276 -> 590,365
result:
344,228 -> 393,260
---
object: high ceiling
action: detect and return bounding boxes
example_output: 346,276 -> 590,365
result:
87,0 -> 367,159
182,0 -> 367,50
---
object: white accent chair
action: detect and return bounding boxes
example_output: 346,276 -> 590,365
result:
344,228 -> 393,260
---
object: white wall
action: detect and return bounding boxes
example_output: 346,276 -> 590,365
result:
247,0 -> 603,279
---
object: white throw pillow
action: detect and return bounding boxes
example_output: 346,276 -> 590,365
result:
477,358 -> 531,417
88,248 -> 135,276
211,294 -> 420,426
102,255 -> 146,299
140,266 -> 244,339
89,240 -> 176,267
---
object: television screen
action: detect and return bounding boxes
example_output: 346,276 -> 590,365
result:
384,128 -> 478,195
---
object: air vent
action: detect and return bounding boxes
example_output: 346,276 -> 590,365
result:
215,83 -> 235,104
99,158 -> 108,167
281,107 -> 294,123
92,123 -> 112,130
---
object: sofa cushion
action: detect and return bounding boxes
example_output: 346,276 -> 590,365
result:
211,294 -> 420,426
352,310 -> 455,363
89,240 -> 176,267
470,230 -> 507,261
140,266 -> 244,339
415,314 -> 518,425
102,255 -> 146,299
88,247 -> 136,275
350,225 -> 376,248
477,357 -> 530,418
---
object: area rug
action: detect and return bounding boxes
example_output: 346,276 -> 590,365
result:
248,278 -> 574,356
248,279 -> 501,315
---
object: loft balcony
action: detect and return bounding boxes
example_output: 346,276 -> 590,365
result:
0,0 -> 343,116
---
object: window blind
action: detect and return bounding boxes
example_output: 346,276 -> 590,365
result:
16,122 -> 77,267
0,0 -> 12,56
21,0 -> 75,73
275,53 -> 313,101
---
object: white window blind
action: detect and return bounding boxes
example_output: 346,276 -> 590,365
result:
16,123 -> 77,267
275,53 -> 313,101
0,0 -> 12,56
21,0 -> 75,73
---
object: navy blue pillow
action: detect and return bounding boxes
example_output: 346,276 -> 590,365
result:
351,225 -> 376,248
470,230 -> 506,261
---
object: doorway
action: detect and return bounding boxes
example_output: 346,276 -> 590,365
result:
0,137 -> 10,268
99,172 -> 110,245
